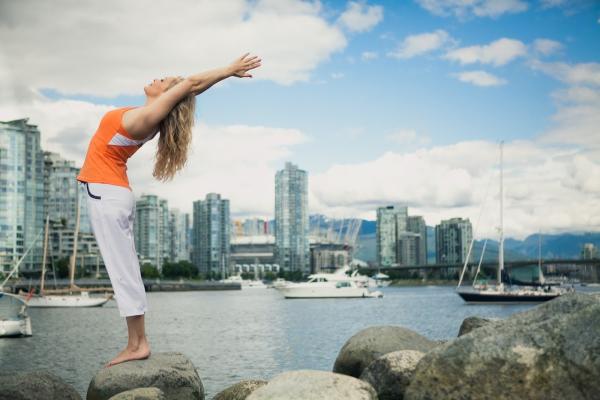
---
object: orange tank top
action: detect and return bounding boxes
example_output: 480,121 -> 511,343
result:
77,107 -> 155,189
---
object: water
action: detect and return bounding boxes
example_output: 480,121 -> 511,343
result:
1,286 -> 536,398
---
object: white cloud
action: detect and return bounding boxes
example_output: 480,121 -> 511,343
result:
310,140 -> 600,239
388,30 -> 452,59
529,60 -> 600,86
386,129 -> 431,146
330,72 -> 345,79
337,1 -> 384,33
0,0 -> 348,97
361,51 -> 379,60
532,38 -> 563,56
454,70 -> 507,86
539,0 -> 568,8
0,95 -> 308,218
444,38 -> 527,66
416,0 -> 528,18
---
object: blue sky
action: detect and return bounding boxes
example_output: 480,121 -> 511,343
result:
2,0 -> 600,238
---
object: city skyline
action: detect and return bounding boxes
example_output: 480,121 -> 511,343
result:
1,1 -> 599,239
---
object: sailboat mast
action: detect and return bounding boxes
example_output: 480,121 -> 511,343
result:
498,141 -> 505,285
69,186 -> 81,290
40,214 -> 50,294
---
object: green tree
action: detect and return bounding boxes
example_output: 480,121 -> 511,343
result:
141,263 -> 160,279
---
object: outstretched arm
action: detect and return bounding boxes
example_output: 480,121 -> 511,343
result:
123,53 -> 261,140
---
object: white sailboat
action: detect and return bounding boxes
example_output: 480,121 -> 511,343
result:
456,142 -> 568,304
0,229 -> 40,337
24,192 -> 112,308
0,292 -> 32,337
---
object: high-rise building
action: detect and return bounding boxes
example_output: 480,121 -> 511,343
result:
376,206 -> 427,266
134,194 -> 170,271
377,205 -> 407,267
192,193 -> 230,277
581,243 -> 599,259
435,218 -> 473,264
407,216 -> 427,265
0,119 -> 45,273
169,209 -> 190,262
275,162 -> 309,274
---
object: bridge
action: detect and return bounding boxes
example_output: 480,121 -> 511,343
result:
360,258 -> 600,272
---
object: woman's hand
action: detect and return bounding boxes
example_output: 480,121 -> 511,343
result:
229,53 -> 262,78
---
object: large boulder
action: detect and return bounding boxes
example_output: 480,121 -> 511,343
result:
333,326 -> 437,377
212,380 -> 267,400
247,370 -> 377,400
360,350 -> 424,400
406,292 -> 600,400
457,316 -> 494,337
108,388 -> 165,400
0,371 -> 81,400
87,352 -> 203,400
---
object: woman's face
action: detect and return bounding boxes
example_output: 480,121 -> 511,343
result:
143,76 -> 178,98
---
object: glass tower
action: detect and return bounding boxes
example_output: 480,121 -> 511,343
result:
0,119 -> 44,273
134,194 -> 170,271
435,218 -> 473,264
192,193 -> 230,277
275,162 -> 309,274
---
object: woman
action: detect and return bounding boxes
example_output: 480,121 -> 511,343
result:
77,53 -> 261,367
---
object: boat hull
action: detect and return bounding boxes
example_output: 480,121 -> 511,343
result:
278,286 -> 382,299
0,317 -> 32,337
25,295 -> 110,308
457,290 -> 560,304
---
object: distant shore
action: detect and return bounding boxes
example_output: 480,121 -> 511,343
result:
389,279 -> 458,287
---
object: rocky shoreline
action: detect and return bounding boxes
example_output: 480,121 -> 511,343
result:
1,292 -> 598,400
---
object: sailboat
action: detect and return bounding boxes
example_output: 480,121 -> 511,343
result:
456,142 -> 567,304
23,189 -> 112,308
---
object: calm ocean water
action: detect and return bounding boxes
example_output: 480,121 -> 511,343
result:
0,286 -> 551,398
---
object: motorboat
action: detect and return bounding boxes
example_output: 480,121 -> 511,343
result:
0,292 -> 32,337
372,272 -> 391,287
220,275 -> 267,289
309,266 -> 380,288
276,275 -> 383,299
269,278 -> 290,289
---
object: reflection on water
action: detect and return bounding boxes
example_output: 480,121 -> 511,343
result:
0,286 -> 536,397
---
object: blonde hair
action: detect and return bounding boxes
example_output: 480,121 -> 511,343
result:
153,77 -> 196,182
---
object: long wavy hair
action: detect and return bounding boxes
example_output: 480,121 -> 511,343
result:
153,77 -> 196,182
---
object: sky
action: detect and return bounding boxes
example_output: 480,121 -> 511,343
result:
1,0 -> 599,239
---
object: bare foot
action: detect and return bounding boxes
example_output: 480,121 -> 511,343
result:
105,341 -> 151,368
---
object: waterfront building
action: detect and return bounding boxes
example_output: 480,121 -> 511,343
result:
581,243 -> 599,282
435,218 -> 473,264
275,162 -> 309,274
407,215 -> 427,265
230,234 -> 276,276
376,205 -> 407,267
192,193 -> 230,277
0,119 -> 45,273
134,194 -> 170,272
376,205 -> 427,267
169,209 -> 191,262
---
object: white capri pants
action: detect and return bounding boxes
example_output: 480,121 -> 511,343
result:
80,181 -> 148,317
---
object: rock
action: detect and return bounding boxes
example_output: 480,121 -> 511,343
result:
247,370 -> 377,400
212,380 -> 267,400
405,292 -> 600,400
0,371 -> 81,400
108,388 -> 165,400
87,352 -> 203,400
360,350 -> 424,400
333,326 -> 437,377
457,316 -> 494,336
